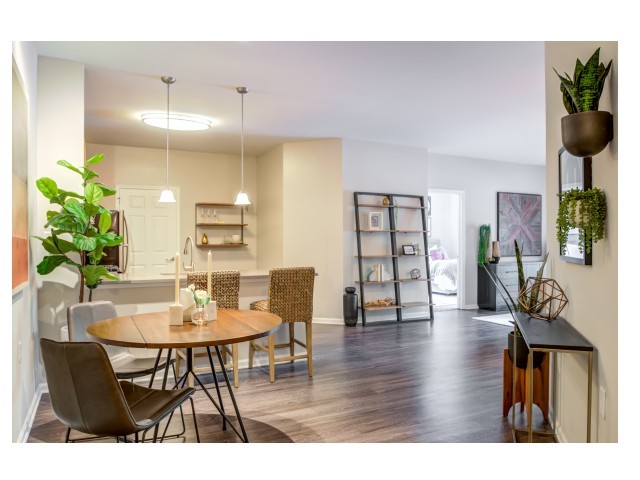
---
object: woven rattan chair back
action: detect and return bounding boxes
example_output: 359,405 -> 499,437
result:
187,271 -> 240,309
266,267 -> 315,324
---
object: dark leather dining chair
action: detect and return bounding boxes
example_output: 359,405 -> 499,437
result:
248,267 -> 315,382
67,300 -> 184,441
40,338 -> 196,443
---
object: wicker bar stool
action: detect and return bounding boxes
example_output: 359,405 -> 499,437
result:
248,267 -> 315,382
175,270 -> 241,387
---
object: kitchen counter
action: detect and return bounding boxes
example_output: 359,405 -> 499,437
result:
100,270 -> 269,289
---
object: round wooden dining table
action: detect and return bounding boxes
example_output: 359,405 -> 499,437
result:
87,309 -> 282,443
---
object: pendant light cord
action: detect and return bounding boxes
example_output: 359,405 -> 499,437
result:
240,90 -> 244,192
166,79 -> 170,189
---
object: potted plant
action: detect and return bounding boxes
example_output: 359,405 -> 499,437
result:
554,48 -> 613,157
33,154 -> 123,302
482,240 -> 548,369
556,187 -> 607,255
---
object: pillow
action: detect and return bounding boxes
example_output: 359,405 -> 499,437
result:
430,247 -> 448,260
431,249 -> 445,260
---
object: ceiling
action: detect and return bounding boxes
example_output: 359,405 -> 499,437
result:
33,41 -> 546,165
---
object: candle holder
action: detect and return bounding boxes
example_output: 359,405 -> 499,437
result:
169,304 -> 183,326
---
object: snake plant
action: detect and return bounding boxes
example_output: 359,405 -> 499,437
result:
554,48 -> 613,114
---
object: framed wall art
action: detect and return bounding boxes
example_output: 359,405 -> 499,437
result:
558,146 -> 592,265
497,192 -> 542,257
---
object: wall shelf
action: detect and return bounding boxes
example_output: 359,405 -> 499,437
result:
195,202 -> 246,247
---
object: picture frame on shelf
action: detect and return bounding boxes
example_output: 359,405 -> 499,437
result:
402,244 -> 416,255
368,211 -> 383,230
558,146 -> 592,265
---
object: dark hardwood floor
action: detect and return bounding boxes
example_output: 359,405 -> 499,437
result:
27,309 -> 553,443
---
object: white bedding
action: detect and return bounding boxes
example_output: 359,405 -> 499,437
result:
430,258 -> 458,293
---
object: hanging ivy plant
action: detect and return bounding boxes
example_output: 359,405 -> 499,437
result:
557,188 -> 607,254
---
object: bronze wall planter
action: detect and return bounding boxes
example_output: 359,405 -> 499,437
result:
561,111 -> 613,158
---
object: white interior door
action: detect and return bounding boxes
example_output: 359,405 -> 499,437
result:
117,186 -> 179,276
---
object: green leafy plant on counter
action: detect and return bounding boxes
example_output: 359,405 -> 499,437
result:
554,47 -> 613,114
33,154 -> 123,302
556,187 -> 607,255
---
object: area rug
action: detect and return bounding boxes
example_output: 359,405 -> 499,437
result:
471,313 -> 514,327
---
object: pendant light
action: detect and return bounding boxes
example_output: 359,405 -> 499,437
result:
234,87 -> 251,205
158,76 -> 176,203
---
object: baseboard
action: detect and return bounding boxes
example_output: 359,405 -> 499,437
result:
554,421 -> 567,443
18,383 -> 45,443
312,317 -> 343,325
463,304 -> 479,310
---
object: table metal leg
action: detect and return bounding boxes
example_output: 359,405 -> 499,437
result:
206,347 -> 227,431
214,346 -> 249,443
147,348 -> 164,388
528,348 -> 534,443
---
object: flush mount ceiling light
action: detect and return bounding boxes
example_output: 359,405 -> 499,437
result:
158,76 -> 176,203
141,113 -> 212,131
234,87 -> 251,206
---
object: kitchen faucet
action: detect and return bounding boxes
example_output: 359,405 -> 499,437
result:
183,236 -> 195,271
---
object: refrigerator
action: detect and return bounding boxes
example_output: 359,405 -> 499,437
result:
98,210 -> 129,274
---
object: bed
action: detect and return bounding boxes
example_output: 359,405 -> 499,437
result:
428,241 -> 458,295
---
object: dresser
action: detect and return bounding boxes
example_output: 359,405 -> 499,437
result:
477,261 -> 543,311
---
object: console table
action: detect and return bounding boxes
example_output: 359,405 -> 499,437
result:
512,312 -> 594,443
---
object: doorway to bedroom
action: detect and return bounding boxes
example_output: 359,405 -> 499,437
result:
428,189 -> 464,311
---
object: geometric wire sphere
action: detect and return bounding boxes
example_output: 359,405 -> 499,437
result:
517,277 -> 568,321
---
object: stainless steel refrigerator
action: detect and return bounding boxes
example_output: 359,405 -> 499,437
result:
99,210 -> 129,274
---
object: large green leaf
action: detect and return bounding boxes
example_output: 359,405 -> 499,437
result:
36,255 -> 77,275
45,213 -> 70,228
59,190 -> 84,201
84,183 -> 104,205
46,210 -> 59,222
81,264 -> 109,288
96,183 -> 116,197
63,201 -> 89,225
36,178 -> 58,199
33,234 -> 77,255
56,160 -> 82,176
98,210 -> 112,234
95,232 -> 123,247
577,48 -> 602,111
82,168 -> 99,181
72,234 -> 98,251
84,203 -> 101,218
85,154 -> 105,165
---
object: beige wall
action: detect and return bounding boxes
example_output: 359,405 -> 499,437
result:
87,143 -> 258,273
257,145 -> 284,269
283,139 -> 344,320
544,42 -> 618,442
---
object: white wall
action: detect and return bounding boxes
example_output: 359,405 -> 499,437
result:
11,42 -> 40,442
343,139 -> 430,322
428,153 -> 546,308
35,56 -> 87,382
545,42 -> 617,443
87,143 -> 258,273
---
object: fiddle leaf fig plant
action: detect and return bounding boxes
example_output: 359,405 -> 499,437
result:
33,154 -> 123,302
554,47 -> 613,114
556,187 -> 607,255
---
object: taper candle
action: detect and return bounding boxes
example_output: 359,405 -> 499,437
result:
207,250 -> 212,297
174,252 -> 180,304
